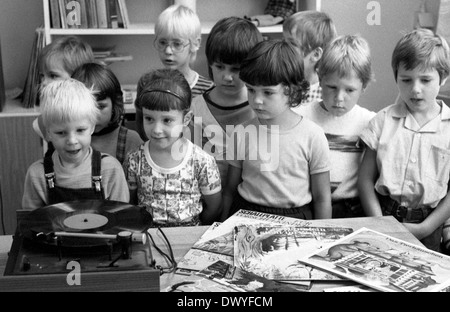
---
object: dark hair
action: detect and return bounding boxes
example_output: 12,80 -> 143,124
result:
239,38 -> 309,107
392,28 -> 450,83
72,62 -> 124,127
205,16 -> 263,79
137,69 -> 191,114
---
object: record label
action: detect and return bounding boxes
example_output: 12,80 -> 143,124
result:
63,213 -> 109,230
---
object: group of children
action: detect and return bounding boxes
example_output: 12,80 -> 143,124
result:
20,4 -> 450,253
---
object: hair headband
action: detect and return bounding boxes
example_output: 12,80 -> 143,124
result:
139,89 -> 184,102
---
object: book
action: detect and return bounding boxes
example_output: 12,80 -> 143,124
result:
117,0 -> 129,28
22,27 -> 45,108
106,0 -> 118,28
78,0 -> 89,29
49,0 -> 61,29
86,0 -> 98,28
300,227 -> 450,292
96,0 -> 108,28
58,0 -> 67,28
233,224 -> 353,281
196,260 -> 309,292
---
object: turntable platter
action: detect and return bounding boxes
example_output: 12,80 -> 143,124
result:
18,200 -> 153,247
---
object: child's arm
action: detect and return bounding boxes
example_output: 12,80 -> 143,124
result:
221,165 -> 243,221
358,148 -> 383,217
200,191 -> 222,225
403,192 -> 450,240
310,171 -> 332,219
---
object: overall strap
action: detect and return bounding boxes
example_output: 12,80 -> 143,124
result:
115,126 -> 128,164
91,149 -> 102,192
43,145 -> 55,189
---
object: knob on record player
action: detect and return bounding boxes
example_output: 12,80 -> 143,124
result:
18,199 -> 153,247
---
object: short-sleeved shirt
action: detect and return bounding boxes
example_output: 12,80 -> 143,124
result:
360,100 -> 450,209
191,72 -> 214,98
188,89 -> 256,186
227,117 -> 330,208
123,140 -> 221,225
296,102 -> 376,201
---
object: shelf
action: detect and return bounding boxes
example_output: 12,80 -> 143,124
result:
46,22 -> 282,36
0,99 -> 40,117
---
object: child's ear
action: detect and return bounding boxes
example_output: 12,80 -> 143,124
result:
190,38 -> 201,53
441,77 -> 448,87
183,110 -> 193,126
311,47 -> 323,63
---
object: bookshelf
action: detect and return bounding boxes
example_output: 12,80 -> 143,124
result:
42,0 -> 322,42
41,0 -> 319,113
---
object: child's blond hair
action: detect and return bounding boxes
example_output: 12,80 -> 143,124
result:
283,10 -> 337,56
155,4 -> 201,54
40,79 -> 99,128
38,36 -> 94,76
318,34 -> 374,89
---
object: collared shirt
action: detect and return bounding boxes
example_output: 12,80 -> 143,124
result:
360,100 -> 450,209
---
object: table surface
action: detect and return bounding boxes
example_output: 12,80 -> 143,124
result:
0,216 -> 423,292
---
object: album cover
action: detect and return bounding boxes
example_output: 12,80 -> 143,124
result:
233,224 -> 353,281
196,260 -> 309,292
177,210 -> 316,272
300,227 -> 450,292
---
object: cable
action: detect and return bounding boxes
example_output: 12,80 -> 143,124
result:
147,227 -> 177,275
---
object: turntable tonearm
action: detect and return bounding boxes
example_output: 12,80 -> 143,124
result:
0,200 -> 160,292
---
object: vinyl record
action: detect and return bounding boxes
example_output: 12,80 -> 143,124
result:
18,199 -> 153,247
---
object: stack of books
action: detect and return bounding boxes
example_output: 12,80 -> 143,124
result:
49,0 -> 130,29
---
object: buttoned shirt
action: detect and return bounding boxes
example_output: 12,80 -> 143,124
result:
360,100 -> 450,209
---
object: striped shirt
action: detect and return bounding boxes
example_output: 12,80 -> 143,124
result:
191,72 -> 214,98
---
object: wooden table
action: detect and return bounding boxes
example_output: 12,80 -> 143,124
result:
0,216 -> 424,292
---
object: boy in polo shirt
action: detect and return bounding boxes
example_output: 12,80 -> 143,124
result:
358,29 -> 450,252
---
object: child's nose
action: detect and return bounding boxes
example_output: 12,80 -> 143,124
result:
66,133 -> 78,144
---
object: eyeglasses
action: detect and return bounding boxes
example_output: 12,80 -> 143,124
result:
153,38 -> 190,53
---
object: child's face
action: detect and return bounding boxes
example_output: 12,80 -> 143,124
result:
320,69 -> 364,117
154,32 -> 192,72
396,63 -> 443,114
40,63 -> 71,87
46,119 -> 94,167
211,62 -> 245,95
143,108 -> 190,150
246,83 -> 290,122
95,97 -> 113,133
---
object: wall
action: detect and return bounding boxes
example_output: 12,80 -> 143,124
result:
321,0 -> 440,112
0,0 -> 43,90
0,0 -> 443,110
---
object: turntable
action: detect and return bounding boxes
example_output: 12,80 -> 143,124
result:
0,200 -> 160,292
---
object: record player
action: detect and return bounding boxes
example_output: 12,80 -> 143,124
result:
0,200 -> 160,292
